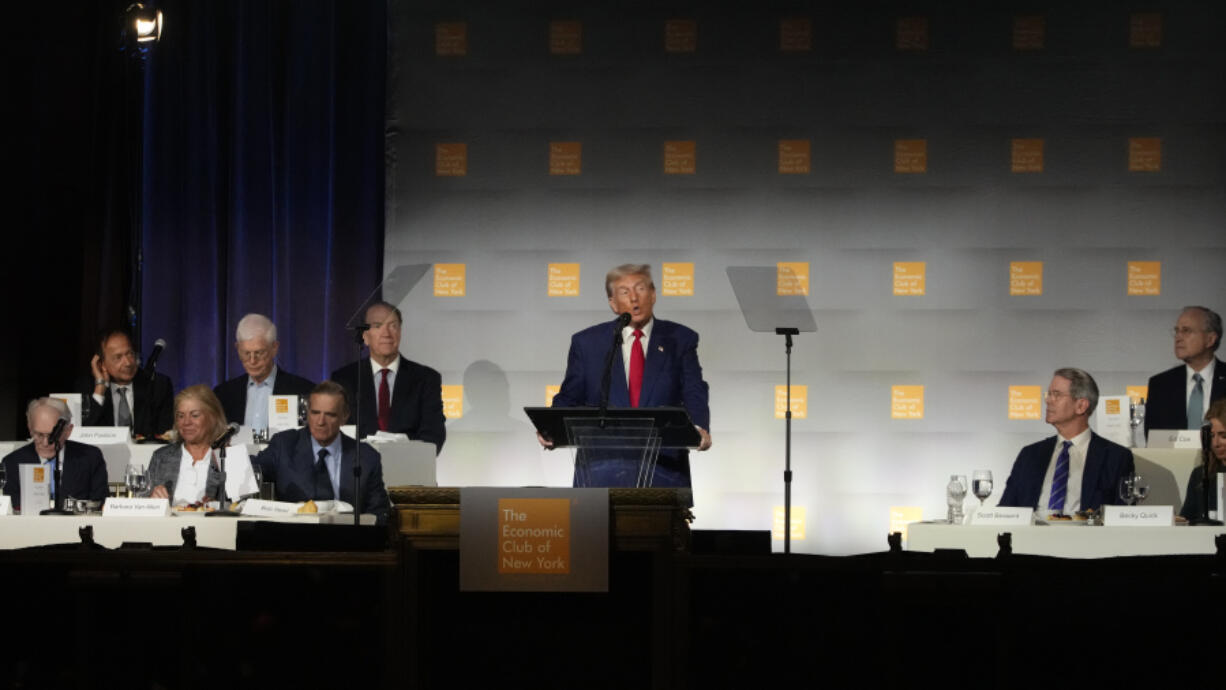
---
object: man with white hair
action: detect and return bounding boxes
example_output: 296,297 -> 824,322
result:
3,397 -> 109,510
213,313 -> 314,433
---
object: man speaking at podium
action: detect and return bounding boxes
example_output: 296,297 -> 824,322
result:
541,264 -> 711,489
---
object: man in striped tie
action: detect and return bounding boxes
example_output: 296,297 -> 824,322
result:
1000,368 -> 1135,514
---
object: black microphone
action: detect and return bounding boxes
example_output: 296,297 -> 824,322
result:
598,313 -> 633,422
47,418 -> 68,448
144,338 -> 167,377
211,422 -> 241,450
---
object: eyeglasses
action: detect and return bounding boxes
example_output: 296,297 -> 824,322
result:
239,349 -> 271,362
1172,327 -> 1205,338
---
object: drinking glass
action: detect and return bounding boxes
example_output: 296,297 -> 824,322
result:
1131,474 -> 1150,504
133,464 -> 149,497
971,470 -> 993,507
124,464 -> 138,498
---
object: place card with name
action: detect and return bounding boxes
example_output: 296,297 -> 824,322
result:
0,496 -> 12,516
969,507 -> 1032,526
102,497 -> 170,517
73,426 -> 131,445
1103,505 -> 1173,527
241,499 -> 303,517
1146,429 -> 1201,449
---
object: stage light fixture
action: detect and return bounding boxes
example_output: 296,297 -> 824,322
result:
124,3 -> 163,44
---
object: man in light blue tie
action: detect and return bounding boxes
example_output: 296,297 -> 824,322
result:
1142,306 -> 1225,437
999,368 -> 1135,513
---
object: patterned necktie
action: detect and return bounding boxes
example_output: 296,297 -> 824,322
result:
116,386 -> 132,427
378,368 -> 391,432
1048,440 -> 1072,512
1187,373 -> 1204,430
315,448 -> 334,500
629,329 -> 644,407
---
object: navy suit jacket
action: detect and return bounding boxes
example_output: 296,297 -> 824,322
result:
254,427 -> 390,522
999,432 -> 1135,512
331,356 -> 446,453
550,318 -> 710,488
78,372 -> 175,439
213,367 -> 315,426
2,440 -> 109,509
1144,359 -> 1226,436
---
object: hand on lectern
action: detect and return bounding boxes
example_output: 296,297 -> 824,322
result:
697,427 -> 712,451
536,431 -> 554,450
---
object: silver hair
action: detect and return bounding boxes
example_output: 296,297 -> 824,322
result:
27,397 -> 72,424
1182,306 -> 1222,352
604,264 -> 654,298
235,313 -> 277,343
1053,367 -> 1099,413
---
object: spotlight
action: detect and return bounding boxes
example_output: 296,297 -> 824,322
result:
123,3 -> 163,45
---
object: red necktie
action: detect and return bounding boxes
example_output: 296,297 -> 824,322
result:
378,368 -> 391,431
629,329 -> 644,407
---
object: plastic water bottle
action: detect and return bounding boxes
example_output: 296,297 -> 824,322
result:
946,475 -> 967,524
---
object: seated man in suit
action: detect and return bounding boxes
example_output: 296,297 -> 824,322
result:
253,381 -> 390,522
1144,306 -> 1224,437
1000,367 -> 1134,513
331,301 -> 446,452
3,397 -> 108,510
213,313 -> 314,434
81,329 -> 174,439
539,263 -> 711,489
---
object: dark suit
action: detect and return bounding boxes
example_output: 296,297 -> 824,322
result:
550,318 -> 710,489
79,372 -> 175,439
2,440 -> 109,509
213,367 -> 315,426
999,432 -> 1135,512
1144,359 -> 1226,436
254,427 -> 390,521
331,356 -> 446,452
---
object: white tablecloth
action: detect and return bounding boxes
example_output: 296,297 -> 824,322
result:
0,514 -> 333,551
907,522 -> 1226,558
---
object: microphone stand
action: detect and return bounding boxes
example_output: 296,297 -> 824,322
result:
206,444 -> 240,517
1190,424 -> 1223,526
776,327 -> 799,554
351,325 -> 370,527
40,426 -> 71,515
598,314 -> 631,429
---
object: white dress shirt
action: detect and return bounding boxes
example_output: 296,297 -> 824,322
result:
370,356 -> 400,399
620,319 -> 653,385
245,366 -> 278,431
1037,427 -> 1092,513
91,383 -> 135,425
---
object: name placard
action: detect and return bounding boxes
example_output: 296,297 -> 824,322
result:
102,497 -> 170,517
460,487 -> 608,592
969,507 -> 1033,526
0,496 -> 12,516
1147,430 -> 1201,449
241,499 -> 302,517
73,426 -> 131,445
1103,505 -> 1173,527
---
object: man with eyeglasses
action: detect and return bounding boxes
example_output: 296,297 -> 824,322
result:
539,264 -> 711,491
213,313 -> 314,434
331,301 -> 447,452
999,368 -> 1134,513
1143,306 -> 1225,438
3,398 -> 108,510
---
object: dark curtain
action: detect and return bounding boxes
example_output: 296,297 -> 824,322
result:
139,0 -> 386,392
8,0 -> 137,436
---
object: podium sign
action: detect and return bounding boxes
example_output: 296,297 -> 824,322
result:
460,487 -> 608,592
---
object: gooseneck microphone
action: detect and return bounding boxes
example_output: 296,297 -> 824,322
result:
144,338 -> 167,381
598,313 -> 633,423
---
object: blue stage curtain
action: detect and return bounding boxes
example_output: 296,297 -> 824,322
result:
139,0 -> 385,392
